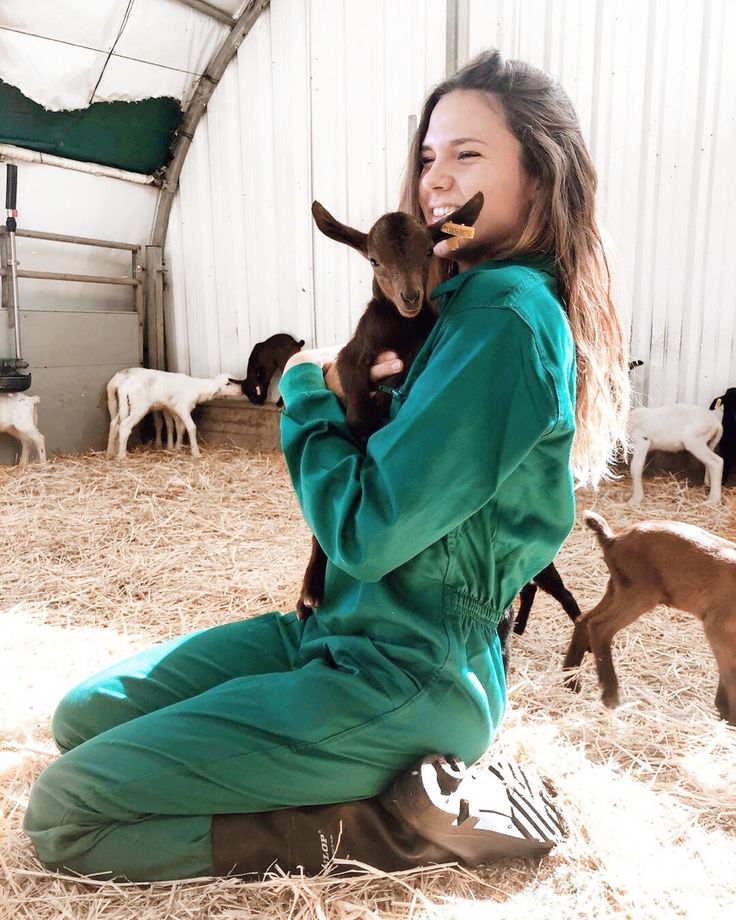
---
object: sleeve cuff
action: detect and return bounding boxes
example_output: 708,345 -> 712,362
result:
280,362 -> 327,406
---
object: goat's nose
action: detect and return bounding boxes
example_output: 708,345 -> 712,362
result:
401,290 -> 420,305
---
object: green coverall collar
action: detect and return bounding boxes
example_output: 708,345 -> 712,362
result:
431,255 -> 557,303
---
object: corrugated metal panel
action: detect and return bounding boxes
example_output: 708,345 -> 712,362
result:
465,0 -> 736,407
166,0 -> 736,407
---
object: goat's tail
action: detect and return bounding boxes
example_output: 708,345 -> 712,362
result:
584,511 -> 614,545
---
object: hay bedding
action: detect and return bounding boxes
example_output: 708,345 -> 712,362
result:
1,446 -> 735,920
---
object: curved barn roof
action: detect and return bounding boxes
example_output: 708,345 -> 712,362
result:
0,0 -> 250,174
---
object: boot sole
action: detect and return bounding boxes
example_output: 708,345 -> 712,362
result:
382,754 -> 565,864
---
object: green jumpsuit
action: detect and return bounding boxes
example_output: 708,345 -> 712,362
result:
24,257 -> 576,881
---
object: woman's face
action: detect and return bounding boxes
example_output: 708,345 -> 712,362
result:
418,89 -> 537,270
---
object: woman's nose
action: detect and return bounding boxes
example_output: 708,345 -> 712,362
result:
421,158 -> 452,192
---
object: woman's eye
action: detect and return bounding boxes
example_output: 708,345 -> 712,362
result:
458,150 -> 480,160
419,157 -> 434,168
369,257 -> 379,267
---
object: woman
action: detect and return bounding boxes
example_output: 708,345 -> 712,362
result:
24,49 -> 628,881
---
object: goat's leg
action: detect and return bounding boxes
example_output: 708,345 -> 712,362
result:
715,680 -> 729,722
106,419 -> 119,458
702,613 -> 736,726
297,536 -> 328,622
534,562 -> 582,624
586,591 -> 659,709
30,430 -> 46,463
163,410 -> 176,450
106,386 -> 119,457
13,430 -> 31,466
177,409 -> 200,458
172,414 -> 186,450
563,582 -> 617,692
116,406 -> 148,460
562,620 -> 592,693
153,411 -> 164,448
513,582 -> 537,635
683,435 -> 723,505
628,438 -> 649,505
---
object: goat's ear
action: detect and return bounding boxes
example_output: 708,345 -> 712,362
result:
429,191 -> 485,242
710,396 -> 724,410
228,377 -> 245,386
312,201 -> 368,255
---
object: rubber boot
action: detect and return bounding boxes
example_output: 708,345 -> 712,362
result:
211,754 -> 564,877
211,796 -> 454,877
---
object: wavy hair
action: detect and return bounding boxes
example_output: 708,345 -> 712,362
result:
401,49 -> 629,487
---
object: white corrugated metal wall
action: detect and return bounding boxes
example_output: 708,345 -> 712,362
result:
165,0 -> 736,408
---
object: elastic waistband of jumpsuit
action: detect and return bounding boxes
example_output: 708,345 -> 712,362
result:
444,587 -> 506,630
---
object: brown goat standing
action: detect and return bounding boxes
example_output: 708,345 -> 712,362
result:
296,192 -> 484,621
563,511 -> 736,726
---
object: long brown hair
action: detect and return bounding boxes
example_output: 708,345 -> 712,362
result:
401,49 -> 629,487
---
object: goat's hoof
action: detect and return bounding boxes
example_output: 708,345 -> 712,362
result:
602,692 -> 620,710
627,496 -> 643,506
295,599 -> 314,623
562,673 -> 581,694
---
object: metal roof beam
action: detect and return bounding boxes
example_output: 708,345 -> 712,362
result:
171,0 -> 236,27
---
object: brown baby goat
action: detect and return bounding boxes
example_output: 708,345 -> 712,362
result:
563,511 -> 736,725
296,192 -> 484,621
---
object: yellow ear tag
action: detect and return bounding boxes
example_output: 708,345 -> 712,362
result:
442,221 -> 476,240
446,236 -> 461,250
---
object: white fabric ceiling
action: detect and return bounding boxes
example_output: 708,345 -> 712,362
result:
0,0 -> 248,112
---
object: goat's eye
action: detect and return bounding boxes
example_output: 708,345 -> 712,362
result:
426,248 -> 434,257
369,257 -> 379,267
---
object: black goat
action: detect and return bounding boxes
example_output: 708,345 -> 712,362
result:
231,334 -> 304,405
296,192 -> 484,621
710,388 -> 736,484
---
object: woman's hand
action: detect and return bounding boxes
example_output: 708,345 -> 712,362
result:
284,347 -> 403,405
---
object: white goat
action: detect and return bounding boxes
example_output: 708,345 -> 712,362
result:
107,369 -> 180,452
107,368 -> 241,460
0,392 -> 46,465
628,405 -> 723,505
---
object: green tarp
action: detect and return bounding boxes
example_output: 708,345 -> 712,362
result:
0,80 -> 181,175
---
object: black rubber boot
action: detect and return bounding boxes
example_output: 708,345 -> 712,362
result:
211,797 -> 454,877
210,755 -> 564,878
381,754 -> 565,863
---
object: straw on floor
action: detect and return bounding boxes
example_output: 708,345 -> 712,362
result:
1,446 -> 735,919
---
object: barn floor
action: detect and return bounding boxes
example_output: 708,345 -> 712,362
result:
1,447 -> 735,919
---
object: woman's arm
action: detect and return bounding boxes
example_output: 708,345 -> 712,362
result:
280,308 -> 558,583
